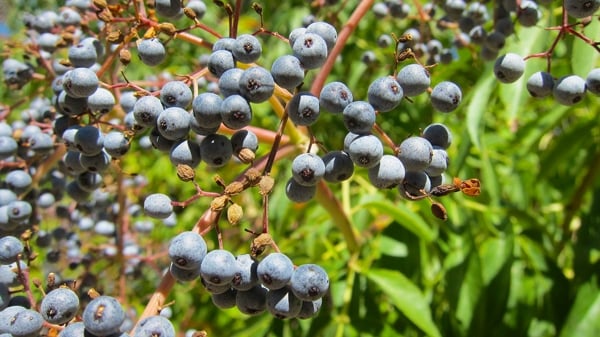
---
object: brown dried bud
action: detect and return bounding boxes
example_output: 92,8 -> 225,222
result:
227,203 -> 243,225
176,164 -> 195,182
244,168 -> 262,186
251,232 -> 273,257
224,181 -> 245,195
158,23 -> 177,36
119,49 -> 131,65
237,148 -> 255,164
58,59 -> 72,67
191,331 -> 207,337
61,32 -> 75,44
107,30 -> 124,44
93,0 -> 107,10
431,202 -> 448,221
210,195 -> 230,212
183,7 -> 197,20
142,27 -> 156,39
97,9 -> 114,22
258,176 -> 274,196
87,288 -> 101,299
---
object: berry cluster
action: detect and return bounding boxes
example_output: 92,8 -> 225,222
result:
168,231 -> 326,319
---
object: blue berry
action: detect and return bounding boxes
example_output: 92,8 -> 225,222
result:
291,153 -> 325,186
306,21 -> 337,52
270,55 -> 304,91
397,64 -> 431,97
342,101 -> 376,134
6,308 -> 44,337
290,264 -> 329,301
5,170 -> 32,194
285,178 -> 316,203
144,193 -> 173,219
322,150 -> 354,183
236,285 -> 267,315
74,125 -> 104,155
169,231 -> 207,270
565,0 -> 600,18
297,298 -> 322,319
62,68 -> 99,98
518,0 -> 541,27
40,287 -> 80,325
233,34 -> 262,64
79,150 -> 111,172
430,81 -> 462,112
292,33 -> 328,69
155,0 -> 182,18
87,88 -> 115,114
169,140 -> 201,168
68,39 -> 99,68
208,50 -> 235,77
587,68 -> 600,96
368,154 -> 406,189
494,53 -> 525,83
133,315 -> 175,337
232,254 -> 259,291
238,66 -> 275,103
367,76 -> 404,112
257,253 -> 295,290
231,129 -> 258,154
134,95 -> 164,127
104,131 -> 130,158
553,75 -> 587,105
399,170 -> 432,198
319,81 -> 353,113
192,93 -> 223,128
0,236 -> 23,264
161,81 -> 193,108
156,107 -> 191,141
266,287 -> 302,319
199,134 -> 233,167
398,136 -> 433,171
422,123 -> 453,149
220,94 -> 253,129
218,68 -> 244,97
170,262 -> 201,282
425,148 -> 449,177
526,71 -> 554,98
0,136 -> 18,159
138,38 -> 166,66
211,288 -> 237,309
288,92 -> 321,126
82,295 -> 125,336
200,249 -> 237,285
346,134 -> 383,168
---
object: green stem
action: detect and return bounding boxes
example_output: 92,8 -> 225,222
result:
314,180 -> 360,253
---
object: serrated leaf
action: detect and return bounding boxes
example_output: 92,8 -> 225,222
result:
366,268 -> 441,337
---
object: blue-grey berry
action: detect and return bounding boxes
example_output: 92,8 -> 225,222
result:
494,53 -> 525,83
398,136 -> 433,171
553,75 -> 587,106
169,231 -> 207,270
200,249 -> 237,285
82,295 -> 125,336
290,264 -> 329,301
40,287 -> 80,325
430,81 -> 462,112
144,193 -> 173,219
368,154 -> 405,189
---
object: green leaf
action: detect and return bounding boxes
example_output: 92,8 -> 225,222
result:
362,200 -> 436,243
559,278 -> 600,337
571,18 -> 600,77
365,268 -> 441,337
466,68 -> 495,150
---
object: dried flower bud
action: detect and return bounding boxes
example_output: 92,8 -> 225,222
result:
210,195 -> 230,212
119,49 -> 131,65
227,203 -> 243,225
183,7 -> 197,20
431,202 -> 447,221
237,148 -> 255,164
97,8 -> 114,22
258,175 -> 274,195
251,233 -> 273,257
176,164 -> 195,182
107,30 -> 124,44
244,168 -> 262,186
224,181 -> 245,195
158,23 -> 177,36
87,288 -> 101,299
93,0 -> 107,10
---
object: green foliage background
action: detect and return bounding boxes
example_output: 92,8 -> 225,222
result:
2,1 -> 600,336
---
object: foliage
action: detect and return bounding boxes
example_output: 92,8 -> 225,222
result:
1,1 -> 600,337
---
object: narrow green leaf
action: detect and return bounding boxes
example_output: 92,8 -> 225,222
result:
362,200 -> 436,242
559,278 -> 600,337
571,18 -> 600,77
456,251 -> 484,333
366,268 -> 441,337
479,235 -> 513,285
466,70 -> 495,150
